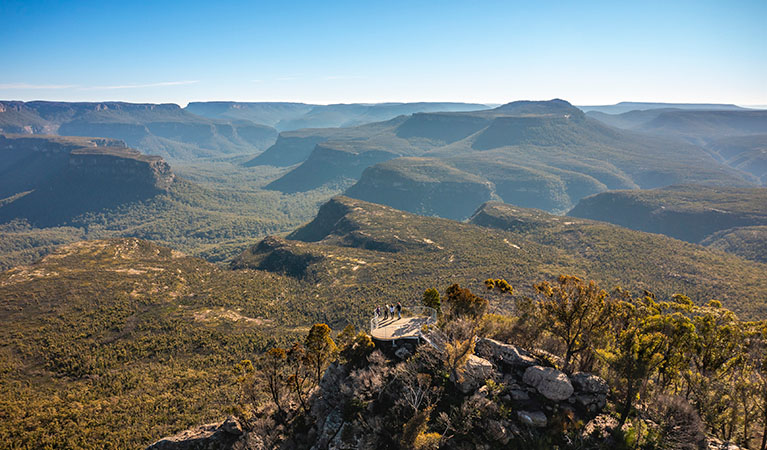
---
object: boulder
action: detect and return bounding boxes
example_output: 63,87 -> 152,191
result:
570,372 -> 608,413
532,349 -> 565,369
516,410 -> 548,428
574,393 -> 607,413
146,416 -> 244,450
570,372 -> 608,395
522,365 -> 574,401
509,388 -> 530,401
475,338 -> 537,369
453,354 -> 494,393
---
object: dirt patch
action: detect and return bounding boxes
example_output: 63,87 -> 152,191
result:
192,308 -> 271,325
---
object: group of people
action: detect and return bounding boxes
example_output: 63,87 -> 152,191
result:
374,302 -> 403,321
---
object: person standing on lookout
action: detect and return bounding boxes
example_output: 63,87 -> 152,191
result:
396,302 -> 402,319
383,304 -> 389,320
389,304 -> 395,320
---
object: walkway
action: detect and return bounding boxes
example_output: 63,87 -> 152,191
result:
369,306 -> 437,341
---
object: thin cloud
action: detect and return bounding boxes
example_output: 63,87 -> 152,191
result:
323,75 -> 365,81
0,83 -> 78,89
81,80 -> 200,90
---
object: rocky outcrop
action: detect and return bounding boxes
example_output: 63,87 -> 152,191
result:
475,338 -> 537,369
146,417 -> 244,450
474,337 -> 609,426
571,372 -> 609,412
452,354 -> 494,394
68,148 -> 175,190
0,134 -> 174,201
522,365 -> 574,401
149,337 -> 613,450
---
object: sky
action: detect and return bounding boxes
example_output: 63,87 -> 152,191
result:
1,0 -> 765,106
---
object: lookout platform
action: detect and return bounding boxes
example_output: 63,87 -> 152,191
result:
369,306 -> 437,341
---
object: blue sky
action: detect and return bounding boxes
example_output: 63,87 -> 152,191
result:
1,0 -> 765,106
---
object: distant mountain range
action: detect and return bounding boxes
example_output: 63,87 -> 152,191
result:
577,101 -> 748,114
586,107 -> 767,183
0,101 -> 491,162
185,101 -> 488,131
0,101 -> 278,161
250,99 -> 757,218
2,98 -> 764,266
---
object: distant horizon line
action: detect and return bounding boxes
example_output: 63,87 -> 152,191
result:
1,98 -> 766,110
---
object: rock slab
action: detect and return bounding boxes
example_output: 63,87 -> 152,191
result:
522,365 -> 574,401
475,338 -> 537,369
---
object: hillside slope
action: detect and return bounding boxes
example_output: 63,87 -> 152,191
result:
701,226 -> 767,263
568,185 -> 767,238
236,196 -> 767,320
0,238 -> 307,448
568,185 -> 767,263
0,176 -> 334,270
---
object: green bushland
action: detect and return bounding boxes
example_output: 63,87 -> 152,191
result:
0,239 -> 308,449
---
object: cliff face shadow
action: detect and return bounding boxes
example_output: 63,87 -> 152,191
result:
0,136 -> 175,228
0,173 -> 166,227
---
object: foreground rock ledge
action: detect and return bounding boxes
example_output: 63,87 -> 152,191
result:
147,417 -> 244,450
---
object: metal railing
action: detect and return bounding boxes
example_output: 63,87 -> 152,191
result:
369,305 -> 437,334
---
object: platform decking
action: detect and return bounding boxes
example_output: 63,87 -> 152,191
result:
370,316 -> 433,341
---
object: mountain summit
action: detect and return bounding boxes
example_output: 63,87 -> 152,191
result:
494,98 -> 583,116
